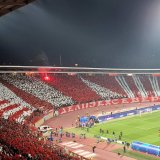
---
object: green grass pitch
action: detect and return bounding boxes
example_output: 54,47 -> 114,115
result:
66,111 -> 160,146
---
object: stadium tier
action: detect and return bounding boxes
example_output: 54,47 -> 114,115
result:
0,72 -> 160,159
0,118 -> 80,160
124,75 -> 139,97
0,73 -> 159,108
0,73 -> 159,121
40,74 -> 101,103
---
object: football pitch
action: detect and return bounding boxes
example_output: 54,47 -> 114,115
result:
66,111 -> 160,146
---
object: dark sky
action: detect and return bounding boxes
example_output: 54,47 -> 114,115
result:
0,0 -> 160,68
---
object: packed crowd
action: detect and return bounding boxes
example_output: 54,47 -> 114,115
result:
82,74 -> 158,98
0,73 -> 160,160
0,118 -> 80,160
0,73 -> 159,112
0,74 -> 74,108
83,74 -> 128,97
0,81 -> 34,123
41,74 -> 101,103
0,77 -> 54,111
140,75 -> 155,96
80,77 -> 125,100
124,76 -> 140,97
0,81 -> 33,110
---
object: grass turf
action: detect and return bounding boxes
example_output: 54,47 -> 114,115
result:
66,111 -> 160,146
113,148 -> 160,160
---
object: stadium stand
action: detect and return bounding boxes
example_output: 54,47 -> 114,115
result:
115,76 -> 134,98
139,75 -> 154,97
1,72 -> 160,159
132,75 -> 148,97
0,81 -> 34,123
82,74 -> 128,97
1,73 -> 160,110
80,76 -> 124,99
124,75 -> 140,97
0,74 -> 74,108
149,76 -> 160,96
41,74 -> 101,103
0,77 -> 54,111
0,118 -> 79,160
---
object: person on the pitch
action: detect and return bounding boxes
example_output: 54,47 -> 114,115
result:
123,145 -> 126,153
92,146 -> 96,153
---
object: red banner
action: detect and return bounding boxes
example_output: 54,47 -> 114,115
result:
152,74 -> 160,77
58,96 -> 160,115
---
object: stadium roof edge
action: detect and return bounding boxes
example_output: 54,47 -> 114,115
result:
0,66 -> 160,74
1,65 -> 160,70
0,0 -> 35,16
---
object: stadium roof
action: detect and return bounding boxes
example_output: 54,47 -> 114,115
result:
0,0 -> 35,16
0,66 -> 160,74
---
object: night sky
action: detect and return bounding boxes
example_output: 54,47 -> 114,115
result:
0,0 -> 160,68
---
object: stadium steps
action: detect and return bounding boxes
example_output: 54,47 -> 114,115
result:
115,76 -> 134,98
139,76 -> 155,96
124,76 -> 140,97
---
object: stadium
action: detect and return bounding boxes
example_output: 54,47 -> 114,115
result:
1,1 -> 160,160
0,66 -> 160,160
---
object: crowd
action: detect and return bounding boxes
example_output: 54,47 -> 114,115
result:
83,74 -> 159,98
140,75 -> 155,97
0,81 -> 35,123
81,77 -> 125,100
83,75 -> 127,97
0,73 -> 158,113
124,76 -> 140,97
0,118 -> 80,160
0,81 -> 33,110
1,78 -> 54,111
0,74 -> 74,109
0,73 -> 159,160
41,74 -> 101,103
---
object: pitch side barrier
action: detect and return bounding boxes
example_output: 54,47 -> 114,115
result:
98,105 -> 160,122
58,96 -> 160,115
131,141 -> 160,157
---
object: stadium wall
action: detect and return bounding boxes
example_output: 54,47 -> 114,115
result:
98,105 -> 160,122
58,96 -> 160,114
34,111 -> 53,127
